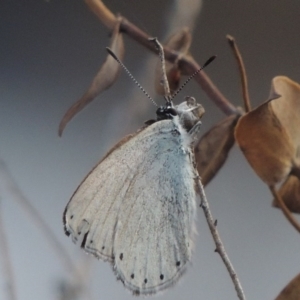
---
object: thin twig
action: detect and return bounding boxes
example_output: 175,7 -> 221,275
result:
197,178 -> 246,300
0,161 -> 76,274
149,37 -> 171,99
227,35 -> 251,112
0,197 -> 17,300
84,0 -> 238,116
269,185 -> 300,234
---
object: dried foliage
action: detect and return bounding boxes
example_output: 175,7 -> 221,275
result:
58,19 -> 124,136
235,76 -> 300,186
273,176 -> 300,213
275,273 -> 300,300
195,114 -> 240,186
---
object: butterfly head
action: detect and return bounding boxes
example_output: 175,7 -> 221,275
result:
156,101 -> 178,121
156,96 -> 205,131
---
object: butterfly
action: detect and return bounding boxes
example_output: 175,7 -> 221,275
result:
63,40 -> 214,295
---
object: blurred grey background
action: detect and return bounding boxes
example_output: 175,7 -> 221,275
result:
1,1 -> 300,299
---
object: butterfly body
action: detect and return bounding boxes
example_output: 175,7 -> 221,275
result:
63,97 -> 204,295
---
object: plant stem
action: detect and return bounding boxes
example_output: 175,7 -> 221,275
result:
197,178 -> 246,300
227,35 -> 251,113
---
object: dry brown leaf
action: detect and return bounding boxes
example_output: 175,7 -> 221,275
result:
273,175 -> 300,214
275,273 -> 300,300
235,76 -> 300,185
195,114 -> 240,186
155,28 -> 192,95
58,20 -> 124,136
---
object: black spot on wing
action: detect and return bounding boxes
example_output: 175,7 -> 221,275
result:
133,289 -> 140,296
64,226 -> 70,236
81,231 -> 89,248
62,206 -> 70,236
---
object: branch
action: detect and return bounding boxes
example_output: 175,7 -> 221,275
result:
197,178 -> 246,300
84,0 -> 238,116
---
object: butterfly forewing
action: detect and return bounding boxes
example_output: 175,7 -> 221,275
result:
63,117 -> 197,295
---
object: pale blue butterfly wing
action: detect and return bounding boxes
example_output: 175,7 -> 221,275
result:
63,114 -> 198,295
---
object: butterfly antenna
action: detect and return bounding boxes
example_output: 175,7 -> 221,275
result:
170,55 -> 217,101
106,47 -> 158,107
149,38 -> 171,104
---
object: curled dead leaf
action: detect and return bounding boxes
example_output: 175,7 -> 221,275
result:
273,175 -> 300,214
58,19 -> 124,136
235,76 -> 300,186
155,28 -> 192,95
195,114 -> 240,186
275,273 -> 300,300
